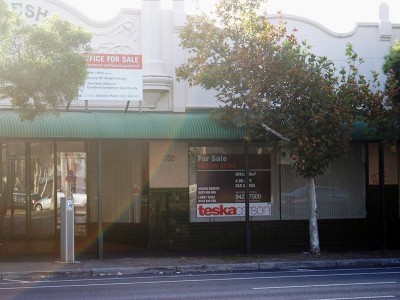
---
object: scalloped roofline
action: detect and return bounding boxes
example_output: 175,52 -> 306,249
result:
267,13 -> 379,38
39,0 -> 140,27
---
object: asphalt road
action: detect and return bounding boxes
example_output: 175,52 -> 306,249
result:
0,267 -> 399,299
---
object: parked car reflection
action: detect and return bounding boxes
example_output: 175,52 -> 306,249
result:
33,191 -> 87,211
12,193 -> 41,210
281,186 -> 349,218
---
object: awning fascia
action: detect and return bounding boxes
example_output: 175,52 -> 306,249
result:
0,111 -> 244,140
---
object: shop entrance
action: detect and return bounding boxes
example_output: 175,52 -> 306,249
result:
0,140 -> 149,258
86,141 -> 149,257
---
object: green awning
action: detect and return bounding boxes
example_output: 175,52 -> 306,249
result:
350,122 -> 393,141
0,110 -> 244,140
0,110 -> 391,141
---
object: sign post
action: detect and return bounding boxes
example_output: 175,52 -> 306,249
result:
60,197 -> 74,263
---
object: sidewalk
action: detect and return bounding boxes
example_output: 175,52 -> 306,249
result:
1,250 -> 400,280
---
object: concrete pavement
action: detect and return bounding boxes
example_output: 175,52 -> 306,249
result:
1,250 -> 400,280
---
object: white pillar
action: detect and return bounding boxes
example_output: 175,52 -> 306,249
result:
379,3 -> 392,41
172,0 -> 187,112
141,0 -> 165,74
378,2 -> 392,84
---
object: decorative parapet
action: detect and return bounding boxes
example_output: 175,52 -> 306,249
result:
379,3 -> 392,41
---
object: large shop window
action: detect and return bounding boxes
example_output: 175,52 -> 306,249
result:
368,143 -> 398,185
368,143 -> 399,218
0,142 -> 87,239
280,144 -> 366,220
189,144 -> 274,223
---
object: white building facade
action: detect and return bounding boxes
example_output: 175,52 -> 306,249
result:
0,0 -> 398,257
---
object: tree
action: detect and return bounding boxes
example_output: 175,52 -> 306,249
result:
176,0 -> 397,254
382,41 -> 400,144
383,40 -> 400,104
0,0 -> 92,120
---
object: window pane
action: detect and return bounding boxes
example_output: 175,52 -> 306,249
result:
57,142 -> 87,235
1,143 -> 27,236
30,142 -> 55,237
280,144 -> 366,220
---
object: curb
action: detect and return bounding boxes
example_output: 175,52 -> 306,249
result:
335,258 -> 400,268
2,258 -> 400,280
1,269 -> 92,280
268,260 -> 337,270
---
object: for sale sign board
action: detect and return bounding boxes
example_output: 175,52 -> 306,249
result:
192,154 -> 271,218
79,53 -> 143,101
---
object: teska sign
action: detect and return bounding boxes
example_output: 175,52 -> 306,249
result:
9,2 -> 49,22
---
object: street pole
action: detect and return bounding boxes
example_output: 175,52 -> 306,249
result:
97,141 -> 104,259
25,142 -> 31,238
244,135 -> 251,255
378,142 -> 386,251
241,108 -> 286,255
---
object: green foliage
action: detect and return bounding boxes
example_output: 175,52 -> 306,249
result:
177,0 -> 398,178
341,45 -> 399,140
0,0 -> 92,120
383,40 -> 400,103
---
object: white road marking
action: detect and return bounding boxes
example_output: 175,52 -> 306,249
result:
21,269 -> 400,285
1,279 -> 31,284
253,281 -> 397,290
311,296 -> 395,300
0,269 -> 398,291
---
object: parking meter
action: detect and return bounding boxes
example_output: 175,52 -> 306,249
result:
60,197 -> 74,263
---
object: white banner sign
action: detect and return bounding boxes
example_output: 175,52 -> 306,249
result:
79,53 -> 143,101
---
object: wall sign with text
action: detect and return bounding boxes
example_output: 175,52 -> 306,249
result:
79,53 -> 143,102
190,154 -> 271,219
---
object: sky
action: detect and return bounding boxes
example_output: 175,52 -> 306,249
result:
60,0 -> 400,33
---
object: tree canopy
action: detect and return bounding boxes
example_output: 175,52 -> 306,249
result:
383,40 -> 400,104
177,0 -> 397,178
0,0 -> 92,119
176,0 -> 398,254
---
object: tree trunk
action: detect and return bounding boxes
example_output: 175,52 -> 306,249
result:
306,177 -> 320,254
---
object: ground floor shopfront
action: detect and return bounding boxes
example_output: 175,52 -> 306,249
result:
0,111 -> 399,258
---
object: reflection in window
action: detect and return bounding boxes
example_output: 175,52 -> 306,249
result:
1,142 -> 27,236
280,144 -> 366,220
30,142 -> 55,237
57,143 -> 87,227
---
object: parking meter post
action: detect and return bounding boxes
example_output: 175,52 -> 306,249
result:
60,197 -> 74,263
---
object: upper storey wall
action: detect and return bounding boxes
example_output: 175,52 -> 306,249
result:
186,3 -> 400,109
7,0 -> 141,54
4,1 -> 400,111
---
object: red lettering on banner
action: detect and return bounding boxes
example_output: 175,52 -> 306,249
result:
82,53 -> 142,69
197,203 -> 272,217
198,205 -> 237,216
